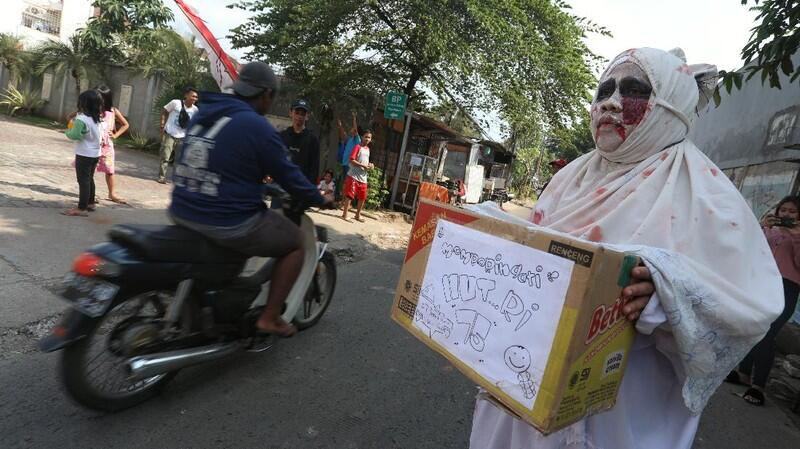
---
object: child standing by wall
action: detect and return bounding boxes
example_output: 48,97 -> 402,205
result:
95,85 -> 130,203
63,90 -> 104,217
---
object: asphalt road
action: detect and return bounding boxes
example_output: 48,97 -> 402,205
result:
4,247 -> 800,449
0,249 -> 477,449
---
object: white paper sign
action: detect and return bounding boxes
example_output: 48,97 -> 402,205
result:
413,220 -> 574,408
41,73 -> 53,100
410,154 -> 423,166
118,84 -> 133,116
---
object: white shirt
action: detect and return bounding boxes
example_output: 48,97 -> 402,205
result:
163,99 -> 198,139
349,145 -> 370,183
73,114 -> 102,158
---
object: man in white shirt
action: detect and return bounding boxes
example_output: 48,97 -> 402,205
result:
157,87 -> 199,183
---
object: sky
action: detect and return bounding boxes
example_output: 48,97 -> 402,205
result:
167,0 -> 760,138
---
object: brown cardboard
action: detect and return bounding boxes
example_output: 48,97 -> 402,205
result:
391,199 -> 637,434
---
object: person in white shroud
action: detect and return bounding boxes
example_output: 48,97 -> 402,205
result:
468,47 -> 784,449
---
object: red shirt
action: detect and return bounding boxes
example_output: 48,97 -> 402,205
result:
764,226 -> 800,285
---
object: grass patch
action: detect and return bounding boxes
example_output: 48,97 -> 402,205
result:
1,111 -> 63,130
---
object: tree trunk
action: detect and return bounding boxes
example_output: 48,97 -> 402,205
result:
404,69 -> 421,96
72,69 -> 80,101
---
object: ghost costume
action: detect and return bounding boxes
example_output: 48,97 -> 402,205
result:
469,48 -> 784,449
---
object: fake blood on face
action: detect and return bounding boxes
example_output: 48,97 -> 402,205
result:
622,96 -> 649,126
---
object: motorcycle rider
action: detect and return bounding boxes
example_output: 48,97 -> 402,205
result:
169,61 -> 328,337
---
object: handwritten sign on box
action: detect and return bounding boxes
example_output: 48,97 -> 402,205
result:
413,219 -> 574,408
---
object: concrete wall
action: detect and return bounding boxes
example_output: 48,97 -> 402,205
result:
690,53 -> 800,169
0,61 -> 165,137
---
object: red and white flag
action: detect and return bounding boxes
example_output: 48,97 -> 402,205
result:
173,0 -> 239,89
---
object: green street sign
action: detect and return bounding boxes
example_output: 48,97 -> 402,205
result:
384,91 -> 408,120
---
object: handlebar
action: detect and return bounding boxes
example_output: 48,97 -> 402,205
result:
262,182 -> 289,200
262,183 -> 334,225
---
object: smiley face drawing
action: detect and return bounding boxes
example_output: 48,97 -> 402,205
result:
504,345 -> 537,399
504,345 -> 531,372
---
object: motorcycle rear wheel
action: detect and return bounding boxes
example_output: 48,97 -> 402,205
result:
60,291 -> 188,411
294,252 -> 337,330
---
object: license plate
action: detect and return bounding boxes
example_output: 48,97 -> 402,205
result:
61,272 -> 120,317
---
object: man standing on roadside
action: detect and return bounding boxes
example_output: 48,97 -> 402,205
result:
280,99 -> 320,184
158,87 -> 199,183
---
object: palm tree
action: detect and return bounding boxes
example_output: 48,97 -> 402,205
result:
129,29 -> 208,88
34,34 -> 97,98
0,33 -> 33,85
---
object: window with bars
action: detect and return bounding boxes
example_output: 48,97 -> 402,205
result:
21,1 -> 62,36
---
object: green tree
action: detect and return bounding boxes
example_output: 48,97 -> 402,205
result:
81,0 -> 174,61
0,33 -> 33,84
230,0 -> 605,140
545,110 -> 594,161
123,28 -> 220,121
717,0 -> 799,102
35,34 -> 98,99
132,30 -> 217,93
509,145 -> 551,200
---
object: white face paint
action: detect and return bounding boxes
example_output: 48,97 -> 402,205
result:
590,62 -> 653,153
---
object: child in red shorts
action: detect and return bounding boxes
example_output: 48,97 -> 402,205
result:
342,129 -> 373,222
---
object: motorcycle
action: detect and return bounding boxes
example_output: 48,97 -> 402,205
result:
39,186 -> 336,411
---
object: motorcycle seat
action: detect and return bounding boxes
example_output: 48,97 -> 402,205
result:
108,224 -> 247,264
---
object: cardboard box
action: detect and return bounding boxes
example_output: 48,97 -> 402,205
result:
391,200 -> 638,434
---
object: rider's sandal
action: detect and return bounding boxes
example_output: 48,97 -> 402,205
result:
254,320 -> 297,339
742,387 -> 765,406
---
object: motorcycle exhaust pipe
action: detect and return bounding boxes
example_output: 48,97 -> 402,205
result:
126,342 -> 241,381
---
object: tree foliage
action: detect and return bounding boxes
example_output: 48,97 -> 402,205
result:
81,0 -> 174,61
35,34 -> 98,97
509,145 -> 549,200
131,30 -> 218,92
545,110 -> 594,161
230,0 -> 605,141
717,0 -> 799,103
0,33 -> 34,83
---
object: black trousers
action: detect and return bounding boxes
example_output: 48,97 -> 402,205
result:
75,155 -> 99,210
739,277 -> 800,387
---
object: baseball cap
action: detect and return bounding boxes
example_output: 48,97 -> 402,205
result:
549,158 -> 567,168
291,99 -> 311,111
231,61 -> 278,97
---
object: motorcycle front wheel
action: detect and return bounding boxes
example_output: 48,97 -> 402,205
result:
60,290 -> 189,411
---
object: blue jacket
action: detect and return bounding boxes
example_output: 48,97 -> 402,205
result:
170,93 -> 324,227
